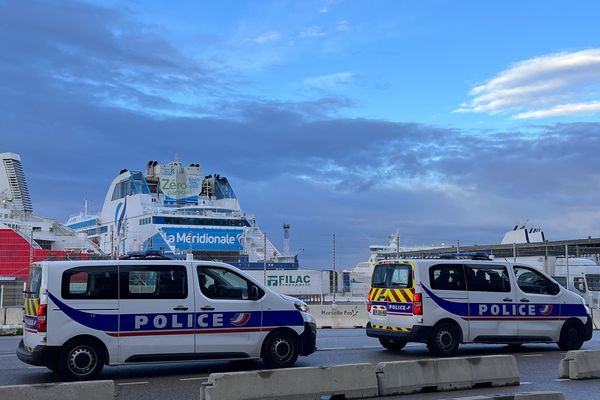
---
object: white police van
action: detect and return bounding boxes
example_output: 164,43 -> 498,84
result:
17,259 -> 317,380
366,256 -> 592,356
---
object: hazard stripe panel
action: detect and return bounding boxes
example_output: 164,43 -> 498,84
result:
371,324 -> 411,332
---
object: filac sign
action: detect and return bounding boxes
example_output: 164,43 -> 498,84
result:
247,270 -> 323,295
267,274 -> 311,287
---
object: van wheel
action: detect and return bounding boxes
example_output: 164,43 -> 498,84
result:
428,322 -> 460,356
262,331 -> 299,368
558,321 -> 584,351
58,339 -> 104,380
379,338 -> 407,351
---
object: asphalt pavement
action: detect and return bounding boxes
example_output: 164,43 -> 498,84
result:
2,330 -> 600,399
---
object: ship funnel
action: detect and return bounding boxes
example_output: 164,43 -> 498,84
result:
283,223 -> 290,255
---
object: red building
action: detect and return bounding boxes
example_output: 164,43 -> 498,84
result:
0,227 -> 93,281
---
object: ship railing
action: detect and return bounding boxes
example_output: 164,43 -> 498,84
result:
150,208 -> 244,218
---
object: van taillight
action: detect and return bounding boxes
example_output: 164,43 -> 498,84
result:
413,293 -> 423,315
36,304 -> 47,332
367,302 -> 372,312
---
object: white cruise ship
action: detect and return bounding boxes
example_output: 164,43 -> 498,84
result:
344,233 -> 441,296
66,158 -> 298,270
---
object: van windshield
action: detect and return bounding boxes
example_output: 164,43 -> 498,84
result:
25,265 -> 42,298
586,274 -> 600,291
371,264 -> 412,289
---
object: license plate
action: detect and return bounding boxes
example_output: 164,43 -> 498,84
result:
373,307 -> 387,316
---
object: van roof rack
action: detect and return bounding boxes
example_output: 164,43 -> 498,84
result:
120,250 -> 172,260
437,251 -> 491,260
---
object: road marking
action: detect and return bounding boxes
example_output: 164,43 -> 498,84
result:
0,354 -> 15,357
554,378 -> 570,382
118,381 -> 149,386
520,381 -> 532,385
520,354 -> 544,357
27,366 -> 45,369
179,377 -> 208,381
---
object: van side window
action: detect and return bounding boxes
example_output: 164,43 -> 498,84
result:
61,266 -> 118,299
429,264 -> 465,291
552,276 -> 567,288
513,266 -> 559,295
198,266 -> 262,300
464,265 -> 511,292
120,265 -> 187,299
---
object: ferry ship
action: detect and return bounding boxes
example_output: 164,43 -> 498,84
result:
66,158 -> 298,270
0,152 -> 101,281
344,232 -> 441,296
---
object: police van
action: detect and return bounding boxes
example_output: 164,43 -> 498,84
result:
366,257 -> 592,356
17,259 -> 317,380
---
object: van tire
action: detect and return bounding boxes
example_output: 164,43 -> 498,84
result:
558,320 -> 584,351
262,330 -> 299,368
379,338 -> 407,351
58,339 -> 104,380
428,322 -> 460,356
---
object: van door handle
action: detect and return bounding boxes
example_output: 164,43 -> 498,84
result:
520,298 -> 530,303
201,306 -> 215,311
502,297 -> 512,302
173,306 -> 189,311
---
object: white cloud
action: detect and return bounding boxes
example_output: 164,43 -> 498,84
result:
299,25 -> 326,38
251,31 -> 281,44
515,101 -> 600,119
303,72 -> 353,90
457,49 -> 600,119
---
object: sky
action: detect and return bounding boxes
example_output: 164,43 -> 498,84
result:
2,0 -> 600,269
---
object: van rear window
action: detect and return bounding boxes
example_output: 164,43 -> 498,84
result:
25,266 -> 42,298
371,264 -> 412,289
61,266 -> 118,299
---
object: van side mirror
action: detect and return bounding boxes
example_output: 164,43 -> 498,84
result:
573,277 -> 586,293
250,285 -> 260,300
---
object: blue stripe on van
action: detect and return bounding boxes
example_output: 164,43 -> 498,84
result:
48,292 -> 304,333
422,285 -> 587,319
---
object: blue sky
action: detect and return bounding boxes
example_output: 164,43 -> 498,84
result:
2,0 -> 600,268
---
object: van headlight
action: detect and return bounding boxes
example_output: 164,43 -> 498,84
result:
295,302 -> 309,313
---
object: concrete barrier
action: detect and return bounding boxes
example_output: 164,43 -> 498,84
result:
443,392 -> 564,400
310,304 -> 368,328
1,307 -> 23,326
375,355 -> 519,395
559,349 -> 600,379
0,380 -> 116,400
592,309 -> 600,329
0,325 -> 18,335
199,364 -> 378,400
